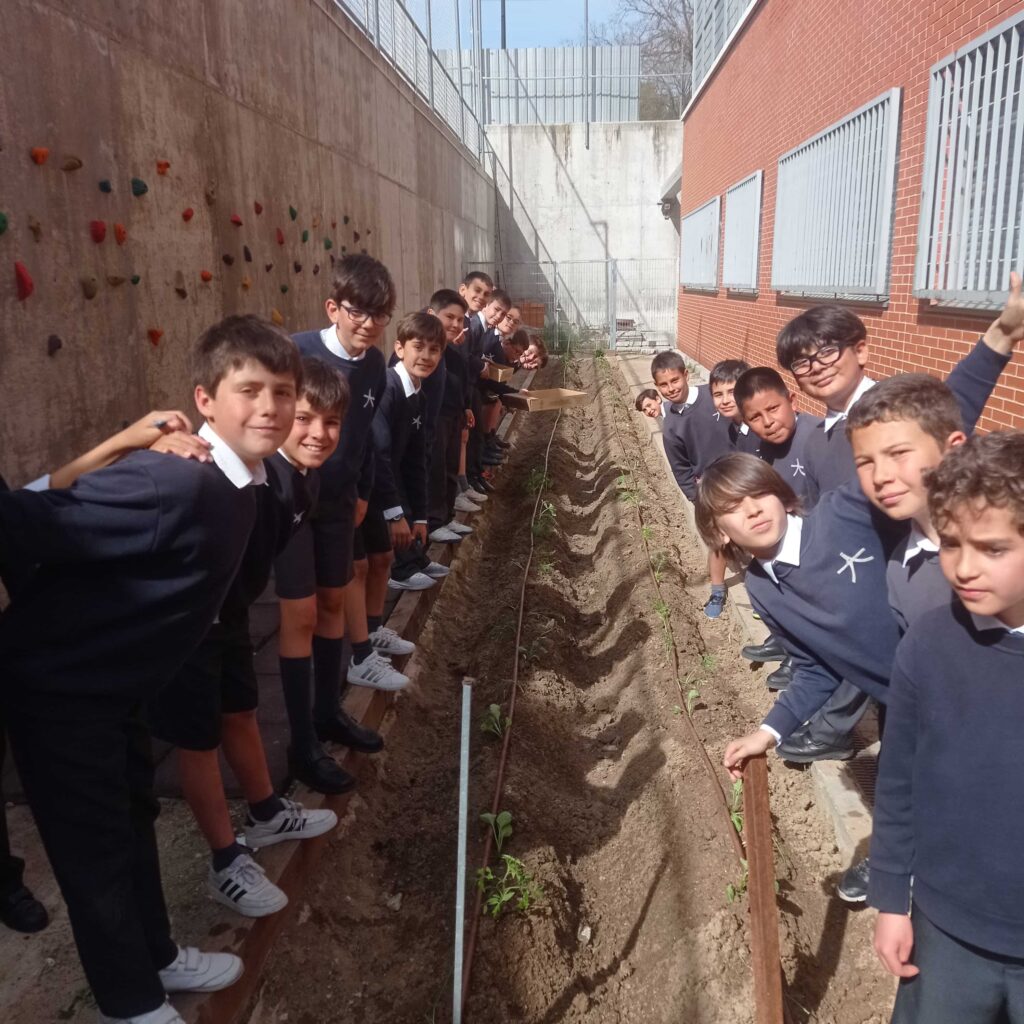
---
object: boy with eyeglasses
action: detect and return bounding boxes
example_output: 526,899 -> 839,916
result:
288,255 -> 405,793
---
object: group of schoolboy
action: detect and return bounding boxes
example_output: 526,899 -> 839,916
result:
0,256 -> 546,1024
637,275 -> 1024,1022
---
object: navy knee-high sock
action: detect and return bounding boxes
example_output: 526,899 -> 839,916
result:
312,635 -> 343,726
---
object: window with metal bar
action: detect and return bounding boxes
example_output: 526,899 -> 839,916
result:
771,89 -> 901,299
692,0 -> 748,95
680,195 -> 721,290
723,170 -> 762,290
915,11 -> 1024,310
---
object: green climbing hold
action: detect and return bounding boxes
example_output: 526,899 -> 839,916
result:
130,177 -> 148,197
130,274 -> 141,285
280,284 -> 289,294
301,229 -> 309,243
289,205 -> 298,221
99,179 -> 112,193
0,212 -> 7,237
323,237 -> 333,250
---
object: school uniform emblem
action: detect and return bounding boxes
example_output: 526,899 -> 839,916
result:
837,548 -> 873,583
412,415 -> 422,430
363,390 -> 375,408
791,459 -> 805,477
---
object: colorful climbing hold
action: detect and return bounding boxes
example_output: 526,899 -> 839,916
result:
156,160 -> 170,176
0,212 -> 7,237
301,229 -> 309,243
360,248 -> 368,255
182,207 -> 195,222
329,254 -> 336,267
80,275 -> 98,300
366,228 -> 372,236
343,215 -> 350,225
293,261 -> 302,273
204,184 -> 216,205
230,213 -> 243,227
174,270 -> 187,299
289,206 -> 298,221
323,237 -> 333,250
353,231 -> 360,243
265,263 -> 273,272
131,178 -> 149,197
312,263 -> 320,276
200,269 -> 213,283
14,262 -> 34,301
30,147 -> 49,165
114,223 -> 127,245
275,228 -> 285,246
254,201 -> 263,215
107,275 -> 126,287
312,215 -> 321,229
331,220 -> 337,229
90,220 -> 107,244
223,254 -> 235,266
241,275 -> 252,291
130,274 -> 141,285
270,308 -> 285,326
280,284 -> 289,294
243,246 -> 252,263
62,155 -> 83,172
99,179 -> 113,194
28,217 -> 42,242
147,328 -> 164,347
341,245 -> 347,253
47,334 -> 62,357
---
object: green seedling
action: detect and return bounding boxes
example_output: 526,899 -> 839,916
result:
532,500 -> 557,538
651,550 -> 670,582
726,859 -> 749,903
537,548 -> 555,577
701,653 -> 717,672
641,524 -> 654,542
615,473 -> 640,506
476,855 -> 543,918
480,703 -> 509,739
671,704 -> 682,716
729,779 -> 744,835
480,810 -> 513,852
685,686 -> 701,715
518,634 -> 552,666
526,467 -> 552,495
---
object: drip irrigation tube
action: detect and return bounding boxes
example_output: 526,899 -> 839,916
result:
452,679 -> 474,1024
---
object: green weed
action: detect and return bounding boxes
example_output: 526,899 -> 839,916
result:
476,855 -> 544,918
729,779 -> 744,835
641,524 -> 654,542
726,859 -> 749,903
526,467 -> 552,495
480,704 -> 510,739
480,810 -> 513,852
685,686 -> 701,715
532,500 -> 557,538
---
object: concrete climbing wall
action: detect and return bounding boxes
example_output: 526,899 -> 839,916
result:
0,0 -> 494,482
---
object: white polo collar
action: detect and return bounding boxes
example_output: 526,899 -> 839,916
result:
477,311 -> 488,329
970,612 -> 1024,636
320,326 -> 365,362
668,384 -> 698,414
277,447 -> 308,476
757,514 -> 803,585
198,423 -> 267,488
823,376 -> 876,433
394,361 -> 420,396
901,524 -> 939,567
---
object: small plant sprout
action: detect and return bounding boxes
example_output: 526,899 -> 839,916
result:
476,855 -> 543,918
641,524 -> 654,542
615,473 -> 640,506
729,779 -> 744,835
701,653 -> 717,672
726,859 -> 749,903
532,500 -> 557,538
651,550 -> 669,582
480,704 -> 509,739
671,704 -> 682,716
526,467 -> 552,495
480,810 -> 513,852
685,686 -> 701,715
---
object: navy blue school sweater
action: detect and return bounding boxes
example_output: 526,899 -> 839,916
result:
868,601 -> 1024,956
0,452 -> 256,698
886,535 -> 949,635
293,329 -> 386,503
728,422 -> 761,457
756,412 -> 822,505
661,385 -> 734,501
746,481 -> 901,740
441,344 -> 471,417
370,367 -> 428,521
801,339 -> 1010,506
389,351 -> 446,442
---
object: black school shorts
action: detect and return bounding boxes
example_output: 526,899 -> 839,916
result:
148,619 -> 258,751
310,490 -> 358,590
274,518 -> 316,600
353,502 -> 393,559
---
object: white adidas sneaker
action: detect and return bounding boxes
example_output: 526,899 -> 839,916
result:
370,625 -> 417,656
429,526 -> 462,543
100,1000 -> 186,1024
347,650 -> 410,691
463,487 -> 488,503
158,943 -> 246,991
243,798 -> 338,850
422,561 -> 450,579
446,519 -> 474,536
207,855 -> 288,918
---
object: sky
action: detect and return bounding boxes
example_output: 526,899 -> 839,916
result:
480,0 -> 621,48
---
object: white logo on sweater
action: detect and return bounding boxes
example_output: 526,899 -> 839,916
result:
791,459 -> 805,477
412,415 -> 422,430
837,548 -> 873,583
293,511 -> 305,525
363,389 -> 375,408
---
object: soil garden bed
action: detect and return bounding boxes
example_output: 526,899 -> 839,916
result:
247,355 -> 894,1024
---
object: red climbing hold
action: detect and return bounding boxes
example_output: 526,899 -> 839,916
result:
275,227 -> 285,246
114,223 -> 127,245
90,220 -> 107,244
30,147 -> 49,165
147,328 -> 164,347
230,213 -> 243,227
14,262 -> 34,301
156,160 -> 171,176
200,269 -> 213,283
254,201 -> 263,215
182,207 -> 194,222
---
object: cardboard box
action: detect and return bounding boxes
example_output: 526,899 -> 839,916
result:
481,360 -> 514,383
501,388 -> 589,411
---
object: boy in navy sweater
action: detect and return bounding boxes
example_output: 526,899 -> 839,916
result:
369,312 -> 446,599
634,388 -> 663,418
288,256 -> 405,790
0,315 -> 300,1024
464,288 -> 513,485
869,431 -> 1024,1021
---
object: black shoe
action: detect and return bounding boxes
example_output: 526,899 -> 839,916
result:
0,885 -> 49,934
482,451 -> 505,466
777,731 -> 855,764
491,435 -> 511,450
470,474 -> 494,494
315,710 -> 384,754
837,857 -> 870,904
766,658 -> 793,691
741,636 -> 787,662
288,749 -> 357,795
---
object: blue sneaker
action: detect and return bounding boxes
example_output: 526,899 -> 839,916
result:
703,590 -> 727,619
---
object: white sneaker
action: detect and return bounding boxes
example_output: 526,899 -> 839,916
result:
243,797 -> 338,850
347,650 -> 410,691
463,487 -> 488,503
99,1001 -> 185,1024
388,572 -> 437,591
158,944 -> 245,992
422,561 -> 450,579
370,625 -> 417,656
446,519 -> 474,536
207,855 -> 288,918
429,526 -> 462,544
454,494 -> 480,513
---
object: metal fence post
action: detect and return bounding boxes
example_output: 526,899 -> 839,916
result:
607,259 -> 617,350
373,0 -> 381,45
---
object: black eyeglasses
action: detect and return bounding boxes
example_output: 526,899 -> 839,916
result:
789,343 -> 844,377
340,302 -> 392,327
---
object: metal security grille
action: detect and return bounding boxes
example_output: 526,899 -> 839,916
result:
771,89 -> 901,299
915,10 -> 1024,310
680,195 -> 721,290
464,259 -> 678,351
692,0 -> 748,94
722,170 -> 763,290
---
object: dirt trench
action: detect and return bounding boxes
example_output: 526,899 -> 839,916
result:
248,355 -> 894,1024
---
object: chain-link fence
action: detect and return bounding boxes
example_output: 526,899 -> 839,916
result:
465,259 -> 678,353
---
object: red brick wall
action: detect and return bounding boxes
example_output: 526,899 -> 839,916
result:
678,0 -> 1024,430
